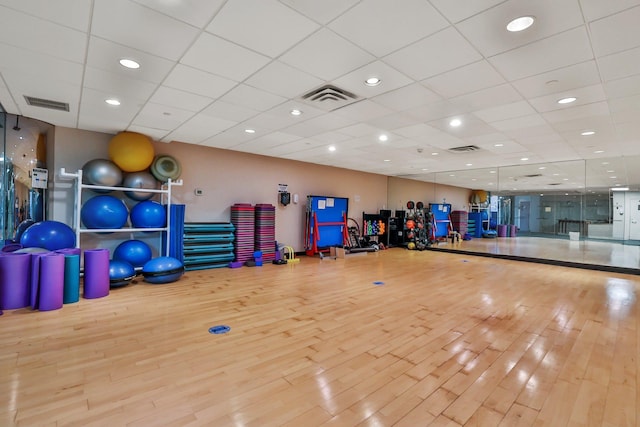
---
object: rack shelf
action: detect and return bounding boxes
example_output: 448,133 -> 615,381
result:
59,168 -> 183,256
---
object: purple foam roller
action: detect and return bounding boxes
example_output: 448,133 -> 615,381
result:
38,253 -> 65,311
0,252 -> 31,310
83,249 -> 110,299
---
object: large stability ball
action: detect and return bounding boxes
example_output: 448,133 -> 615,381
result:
122,171 -> 157,201
20,220 -> 76,251
82,159 -> 122,191
109,260 -> 136,288
81,195 -> 129,229
108,132 -> 154,172
113,239 -> 152,268
130,200 -> 166,229
150,155 -> 182,182
142,256 -> 184,284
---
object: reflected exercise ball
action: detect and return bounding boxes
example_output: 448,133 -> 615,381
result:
108,132 -> 155,172
82,159 -> 122,191
113,239 -> 152,268
123,171 -> 157,201
20,220 -> 76,251
130,201 -> 166,229
81,195 -> 129,229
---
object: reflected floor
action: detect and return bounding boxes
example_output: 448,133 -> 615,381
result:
433,235 -> 640,272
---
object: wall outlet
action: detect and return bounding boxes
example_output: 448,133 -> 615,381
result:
194,188 -> 204,196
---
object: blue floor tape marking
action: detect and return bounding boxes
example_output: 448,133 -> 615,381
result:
209,325 -> 231,334
373,281 -> 385,285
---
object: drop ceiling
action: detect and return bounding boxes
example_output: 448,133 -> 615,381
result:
1,0 -> 640,192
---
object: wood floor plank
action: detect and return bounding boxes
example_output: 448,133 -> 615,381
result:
1,248 -> 638,426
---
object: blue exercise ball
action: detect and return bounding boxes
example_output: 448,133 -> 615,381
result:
81,195 -> 128,229
142,256 -> 184,284
113,239 -> 152,268
19,220 -> 76,251
109,260 -> 136,288
14,219 -> 36,242
122,171 -> 157,201
130,200 -> 166,229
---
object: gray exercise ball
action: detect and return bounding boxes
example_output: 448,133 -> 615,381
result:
82,159 -> 123,192
123,171 -> 158,201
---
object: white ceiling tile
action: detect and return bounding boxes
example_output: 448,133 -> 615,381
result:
329,0 -> 448,57
510,61 -> 601,98
0,0 -> 91,31
162,114 -> 237,144
132,0 -> 225,28
489,27 -> 593,81
429,0 -> 505,23
200,131 -> 251,149
528,84 -> 606,113
219,84 -> 287,112
245,61 -> 323,99
604,75 -> 640,99
423,60 -> 506,99
490,114 -> 548,131
338,123 -> 388,138
371,83 -> 442,111
180,32 -> 271,82
457,0 -> 584,57
542,101 -> 610,123
0,42 -> 84,86
91,0 -> 199,61
163,64 -> 237,99
608,94 -> 640,114
278,0 -> 360,25
207,0 -> 319,58
333,61 -> 413,99
83,67 -> 158,101
0,5 -> 86,63
597,46 -> 640,81
332,100 -> 394,122
125,125 -> 170,141
406,100 -> 470,123
579,0 -> 640,21
589,5 -> 640,56
131,102 -> 194,131
384,27 -> 483,81
428,115 -> 498,139
78,87 -> 142,133
0,76 -> 19,114
200,100 -> 259,122
85,37 -> 175,84
366,112 -> 421,131
279,28 -> 375,81
3,69 -> 81,112
473,100 -> 537,123
148,87 -> 213,113
451,84 -> 523,112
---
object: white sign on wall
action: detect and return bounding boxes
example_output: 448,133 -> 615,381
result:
31,168 -> 49,189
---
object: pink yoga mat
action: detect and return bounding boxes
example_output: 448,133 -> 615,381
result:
0,252 -> 31,310
83,249 -> 110,299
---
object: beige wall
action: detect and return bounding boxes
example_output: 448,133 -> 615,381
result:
51,127 -> 388,251
387,176 -> 472,214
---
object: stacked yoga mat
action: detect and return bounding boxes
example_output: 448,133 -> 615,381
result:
254,204 -> 276,261
231,204 -> 255,263
0,247 -> 110,312
182,223 -> 235,271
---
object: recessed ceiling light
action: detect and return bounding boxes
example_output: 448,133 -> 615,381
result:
431,152 -> 438,156
557,97 -> 577,104
119,58 -> 140,69
421,168 -> 428,171
244,129 -> 255,134
581,130 -> 595,136
290,109 -> 302,116
506,16 -> 535,32
465,163 -> 473,166
602,162 -> 609,165
383,159 -> 391,162
490,170 -> 496,174
520,157 -> 529,161
105,99 -> 120,106
610,176 -> 617,179
594,150 -> 604,154
328,145 -> 336,152
538,166 -> 546,170
364,77 -> 381,87
449,118 -> 462,127
607,170 -> 614,173
449,174 -> 455,177
378,134 -> 388,142
494,143 -> 504,147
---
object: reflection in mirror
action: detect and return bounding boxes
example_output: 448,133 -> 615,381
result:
433,158 -> 640,272
1,114 -> 52,241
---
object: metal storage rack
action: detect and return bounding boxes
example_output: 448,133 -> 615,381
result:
59,168 -> 183,256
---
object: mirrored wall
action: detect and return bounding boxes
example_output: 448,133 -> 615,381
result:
433,156 -> 640,271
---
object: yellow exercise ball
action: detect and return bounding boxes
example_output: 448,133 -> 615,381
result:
108,132 -> 155,172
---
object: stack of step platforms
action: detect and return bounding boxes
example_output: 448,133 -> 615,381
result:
450,210 -> 468,237
183,223 -> 235,271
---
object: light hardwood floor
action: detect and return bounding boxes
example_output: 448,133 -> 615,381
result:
1,249 -> 638,426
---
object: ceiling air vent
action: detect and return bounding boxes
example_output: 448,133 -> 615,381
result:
24,95 -> 69,112
523,174 -> 543,178
448,145 -> 480,153
299,84 -> 359,112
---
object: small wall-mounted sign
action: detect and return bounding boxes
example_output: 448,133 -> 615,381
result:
31,168 -> 48,189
